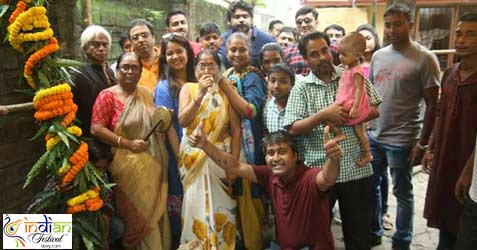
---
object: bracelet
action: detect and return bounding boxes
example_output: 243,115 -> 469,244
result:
117,136 -> 122,148
416,142 -> 428,150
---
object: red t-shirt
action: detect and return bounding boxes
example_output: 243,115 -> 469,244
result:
252,163 -> 334,250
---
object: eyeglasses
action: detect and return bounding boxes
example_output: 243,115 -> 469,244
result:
196,63 -> 218,71
118,65 -> 141,73
296,18 -> 313,25
88,41 -> 109,48
130,32 -> 151,41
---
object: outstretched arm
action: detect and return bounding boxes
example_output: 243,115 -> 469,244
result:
188,122 -> 258,183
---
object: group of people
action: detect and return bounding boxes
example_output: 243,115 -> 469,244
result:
68,0 -> 477,249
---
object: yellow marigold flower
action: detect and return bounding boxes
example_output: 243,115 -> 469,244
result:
46,136 -> 61,151
57,163 -> 71,176
66,188 -> 99,207
67,126 -> 82,137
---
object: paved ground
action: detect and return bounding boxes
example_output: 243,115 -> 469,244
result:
332,166 -> 439,250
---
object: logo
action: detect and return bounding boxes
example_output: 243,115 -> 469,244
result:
3,214 -> 72,249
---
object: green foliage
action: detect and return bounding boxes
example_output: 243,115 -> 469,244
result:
24,150 -> 50,189
142,8 -> 163,25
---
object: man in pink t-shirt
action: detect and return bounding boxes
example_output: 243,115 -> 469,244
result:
188,124 -> 342,249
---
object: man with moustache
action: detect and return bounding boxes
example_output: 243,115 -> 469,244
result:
283,31 -> 382,250
284,6 -> 319,76
423,13 -> 477,250
164,9 -> 202,56
367,4 -> 440,250
127,19 -> 160,92
198,22 -> 225,70
219,0 -> 275,68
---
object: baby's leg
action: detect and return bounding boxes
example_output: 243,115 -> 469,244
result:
354,123 -> 373,167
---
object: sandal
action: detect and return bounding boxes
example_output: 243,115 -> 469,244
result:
382,213 -> 393,230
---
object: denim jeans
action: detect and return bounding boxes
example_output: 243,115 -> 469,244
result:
369,137 -> 414,249
454,197 -> 477,250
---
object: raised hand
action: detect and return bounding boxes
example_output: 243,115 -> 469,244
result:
323,125 -> 342,161
188,121 -> 206,148
198,74 -> 214,94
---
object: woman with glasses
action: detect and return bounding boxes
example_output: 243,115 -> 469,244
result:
177,49 -> 241,249
91,52 -> 170,250
154,33 -> 196,249
219,32 -> 268,250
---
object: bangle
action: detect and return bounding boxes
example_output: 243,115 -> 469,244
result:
416,142 -> 428,150
117,136 -> 122,148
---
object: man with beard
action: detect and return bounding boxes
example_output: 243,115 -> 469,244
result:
164,9 -> 202,56
127,19 -> 160,93
284,7 -> 319,76
367,4 -> 440,250
423,13 -> 477,250
219,0 -> 275,68
283,31 -> 382,250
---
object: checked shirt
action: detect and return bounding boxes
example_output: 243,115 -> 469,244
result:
283,66 -> 382,183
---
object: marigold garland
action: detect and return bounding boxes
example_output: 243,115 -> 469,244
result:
8,1 -> 28,24
8,6 -> 50,54
62,141 -> 89,185
66,187 -> 103,214
24,37 -> 59,89
34,83 -> 78,126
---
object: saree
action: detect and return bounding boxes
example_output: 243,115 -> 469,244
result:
223,67 -> 266,250
179,83 -> 237,250
108,87 -> 171,250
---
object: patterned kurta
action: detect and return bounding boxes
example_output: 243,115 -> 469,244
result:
424,63 -> 477,234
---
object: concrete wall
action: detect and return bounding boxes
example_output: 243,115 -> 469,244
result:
316,6 -> 386,45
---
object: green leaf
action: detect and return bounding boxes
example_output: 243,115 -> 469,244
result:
37,70 -> 50,88
46,145 -> 59,170
83,162 -> 92,182
30,123 -> 49,141
74,222 -> 102,247
63,130 -> 79,144
13,88 -> 35,96
24,151 -> 50,189
0,5 -> 9,19
81,235 -> 94,250
44,58 -> 83,68
57,131 -> 70,148
27,191 -> 59,214
75,216 -> 103,246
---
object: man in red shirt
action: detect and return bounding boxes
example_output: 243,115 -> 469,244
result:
188,124 -> 342,250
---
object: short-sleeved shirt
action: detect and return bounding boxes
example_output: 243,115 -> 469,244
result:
263,97 -> 286,133
368,42 -> 440,147
253,162 -> 334,250
285,45 -> 310,76
220,26 -> 275,69
283,66 -> 382,182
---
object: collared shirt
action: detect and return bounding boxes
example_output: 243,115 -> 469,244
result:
283,66 -> 382,182
220,26 -> 276,68
263,97 -> 286,133
252,162 -> 334,250
285,45 -> 310,76
138,47 -> 160,93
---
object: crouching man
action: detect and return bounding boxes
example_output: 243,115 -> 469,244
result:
189,123 -> 342,250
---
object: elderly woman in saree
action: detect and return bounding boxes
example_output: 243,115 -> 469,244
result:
177,49 -> 241,249
219,32 -> 268,249
91,52 -> 170,250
